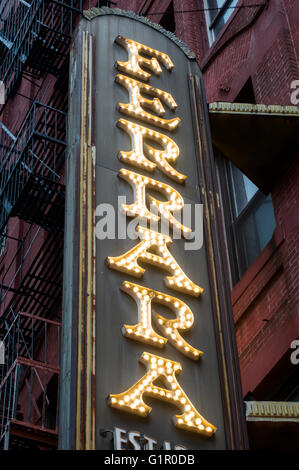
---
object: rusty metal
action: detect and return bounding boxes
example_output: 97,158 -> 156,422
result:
0,312 -> 61,449
9,420 -> 58,448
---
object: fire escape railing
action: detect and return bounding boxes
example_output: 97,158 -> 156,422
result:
0,0 -> 44,104
0,311 -> 61,448
0,215 -> 64,449
0,0 -> 106,112
0,101 -> 66,236
0,224 -> 64,327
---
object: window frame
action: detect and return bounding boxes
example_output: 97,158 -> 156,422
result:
204,0 -> 239,45
217,156 -> 276,285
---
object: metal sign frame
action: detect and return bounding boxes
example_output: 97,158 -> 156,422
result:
59,7 -> 248,451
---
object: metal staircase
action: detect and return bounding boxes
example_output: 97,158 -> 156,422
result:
0,101 -> 66,236
0,1 -> 108,112
0,310 -> 61,449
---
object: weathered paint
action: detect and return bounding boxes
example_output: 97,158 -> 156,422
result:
60,8 -> 248,450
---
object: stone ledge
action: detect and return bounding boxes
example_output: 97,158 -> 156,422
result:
209,101 -> 299,193
245,401 -> 299,422
209,102 -> 299,116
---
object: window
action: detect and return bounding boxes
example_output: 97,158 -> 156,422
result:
205,0 -> 239,44
270,369 -> 299,403
219,160 -> 276,284
159,1 -> 176,34
97,1 -> 116,6
234,78 -> 256,104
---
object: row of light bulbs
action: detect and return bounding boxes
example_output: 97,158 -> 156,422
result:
107,225 -> 203,297
116,74 -> 181,131
118,168 -> 192,236
121,281 -> 202,359
109,352 -> 216,436
108,37 -> 216,437
115,35 -> 174,81
117,118 -> 186,183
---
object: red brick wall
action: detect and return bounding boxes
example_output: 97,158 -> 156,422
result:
117,0 -> 209,60
201,0 -> 299,105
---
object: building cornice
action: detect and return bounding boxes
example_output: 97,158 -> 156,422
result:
209,101 -> 299,193
209,102 -> 299,116
245,401 -> 299,422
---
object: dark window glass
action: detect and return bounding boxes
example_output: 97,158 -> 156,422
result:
206,0 -> 238,43
235,78 -> 256,104
235,192 -> 276,273
230,163 -> 258,215
220,161 -> 276,284
159,1 -> 176,34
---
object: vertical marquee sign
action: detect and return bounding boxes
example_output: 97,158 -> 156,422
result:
60,8 -> 248,450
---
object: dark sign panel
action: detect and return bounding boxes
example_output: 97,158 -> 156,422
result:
60,8 -> 247,451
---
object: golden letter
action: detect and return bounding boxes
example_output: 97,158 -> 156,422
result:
117,119 -> 186,183
107,226 -> 203,297
115,35 -> 174,81
121,281 -> 202,359
109,352 -> 216,436
116,74 -> 181,130
119,168 -> 191,236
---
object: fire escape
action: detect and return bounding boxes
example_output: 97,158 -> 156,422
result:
0,0 -> 108,450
